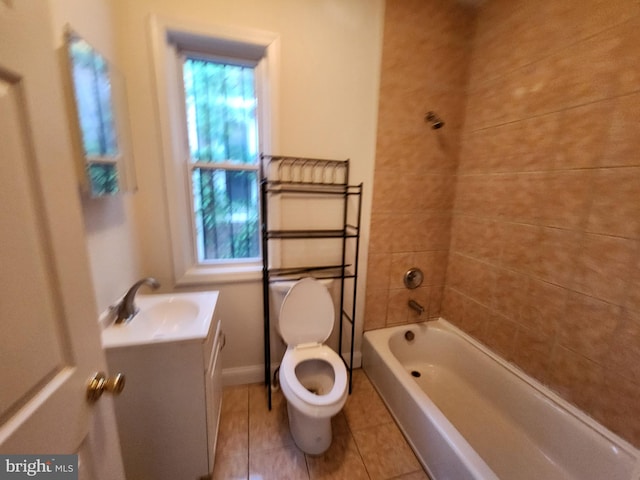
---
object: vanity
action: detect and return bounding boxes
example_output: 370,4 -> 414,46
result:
102,291 -> 223,480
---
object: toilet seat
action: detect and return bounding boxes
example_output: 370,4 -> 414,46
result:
280,344 -> 347,407
278,278 -> 347,413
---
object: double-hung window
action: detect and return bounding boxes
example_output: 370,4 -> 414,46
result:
182,56 -> 260,262
150,19 -> 277,284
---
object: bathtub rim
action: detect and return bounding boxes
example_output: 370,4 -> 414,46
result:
363,318 -> 640,479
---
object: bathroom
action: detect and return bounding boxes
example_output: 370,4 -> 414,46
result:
1,0 -> 639,478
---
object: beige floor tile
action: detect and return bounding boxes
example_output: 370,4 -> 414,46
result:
222,384 -> 249,415
306,433 -> 369,480
250,444 -> 309,480
353,422 -> 421,480
218,374 -> 428,480
212,452 -> 247,480
331,412 -> 350,437
249,384 -> 294,452
216,410 -> 248,458
343,374 -> 393,431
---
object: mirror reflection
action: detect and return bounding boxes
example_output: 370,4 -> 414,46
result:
65,28 -> 135,196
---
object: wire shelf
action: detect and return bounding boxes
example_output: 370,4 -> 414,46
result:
260,154 -> 363,410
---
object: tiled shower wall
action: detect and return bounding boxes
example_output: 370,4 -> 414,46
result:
365,0 -> 475,330
366,0 -> 640,448
443,0 -> 640,446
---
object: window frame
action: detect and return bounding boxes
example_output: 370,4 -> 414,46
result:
149,16 -> 279,285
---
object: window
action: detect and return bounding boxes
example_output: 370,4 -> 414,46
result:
150,17 -> 278,284
182,57 -> 260,262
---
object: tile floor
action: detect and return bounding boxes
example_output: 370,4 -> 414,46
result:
213,369 -> 429,480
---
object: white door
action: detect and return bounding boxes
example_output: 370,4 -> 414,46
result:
0,1 -> 125,478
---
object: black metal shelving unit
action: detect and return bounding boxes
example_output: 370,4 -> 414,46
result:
260,154 -> 363,409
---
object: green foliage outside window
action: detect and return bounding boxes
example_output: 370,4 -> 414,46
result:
183,57 -> 260,261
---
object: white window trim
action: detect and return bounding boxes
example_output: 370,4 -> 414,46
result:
149,15 -> 279,285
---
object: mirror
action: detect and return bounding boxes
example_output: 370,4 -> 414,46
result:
64,28 -> 136,197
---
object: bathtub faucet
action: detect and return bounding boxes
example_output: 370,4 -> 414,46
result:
408,299 -> 424,315
113,277 -> 160,324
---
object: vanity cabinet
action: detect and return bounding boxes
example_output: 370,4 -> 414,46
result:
105,294 -> 223,480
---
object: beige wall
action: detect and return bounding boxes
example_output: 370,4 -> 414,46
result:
48,0 -> 143,315
443,0 -> 640,446
112,0 -> 384,375
365,0 -> 475,330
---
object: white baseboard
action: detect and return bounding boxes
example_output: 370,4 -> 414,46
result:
222,351 -> 362,387
222,364 -> 265,386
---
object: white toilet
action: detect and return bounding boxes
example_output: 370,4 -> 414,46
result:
276,277 -> 348,455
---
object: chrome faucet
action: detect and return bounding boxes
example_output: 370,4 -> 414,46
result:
114,277 -> 160,324
408,299 -> 425,316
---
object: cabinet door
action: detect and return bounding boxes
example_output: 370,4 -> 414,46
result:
206,320 -> 224,471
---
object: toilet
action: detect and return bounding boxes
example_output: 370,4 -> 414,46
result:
276,277 -> 348,455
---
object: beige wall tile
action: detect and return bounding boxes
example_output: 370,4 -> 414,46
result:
573,234 -> 638,306
511,326 -> 553,382
559,293 -> 622,363
389,252 -> 415,289
617,14 -> 640,95
588,167 -> 640,238
413,250 -> 449,286
492,268 -> 528,322
591,372 -> 640,448
604,310 -> 640,385
363,289 -> 388,331
520,278 -> 566,338
546,345 -> 604,413
428,285 -> 445,318
366,0 -> 473,335
442,287 -> 491,337
554,101 -> 614,170
476,314 -> 518,359
450,215 -> 503,263
366,253 -> 391,291
626,249 -> 640,314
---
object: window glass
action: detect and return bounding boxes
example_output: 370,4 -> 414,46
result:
183,57 -> 260,262
183,58 -> 258,164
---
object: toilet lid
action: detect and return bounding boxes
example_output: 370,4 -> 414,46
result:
279,277 -> 334,346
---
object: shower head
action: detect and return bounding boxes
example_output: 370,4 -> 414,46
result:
425,111 -> 444,130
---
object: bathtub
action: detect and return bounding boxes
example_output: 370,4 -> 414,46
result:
362,319 -> 640,480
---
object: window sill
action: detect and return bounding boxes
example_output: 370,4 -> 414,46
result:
176,263 -> 263,286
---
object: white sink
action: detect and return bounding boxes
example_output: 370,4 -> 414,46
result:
101,291 -> 219,349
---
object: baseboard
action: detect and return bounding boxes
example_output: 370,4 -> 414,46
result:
222,364 -> 265,386
222,350 -> 362,387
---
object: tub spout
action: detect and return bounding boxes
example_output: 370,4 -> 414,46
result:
408,299 -> 424,315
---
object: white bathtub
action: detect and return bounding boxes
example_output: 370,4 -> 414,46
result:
362,319 -> 640,480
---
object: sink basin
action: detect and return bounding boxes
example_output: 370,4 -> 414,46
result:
101,291 -> 219,349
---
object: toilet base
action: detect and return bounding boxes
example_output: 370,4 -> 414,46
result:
286,402 -> 333,455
